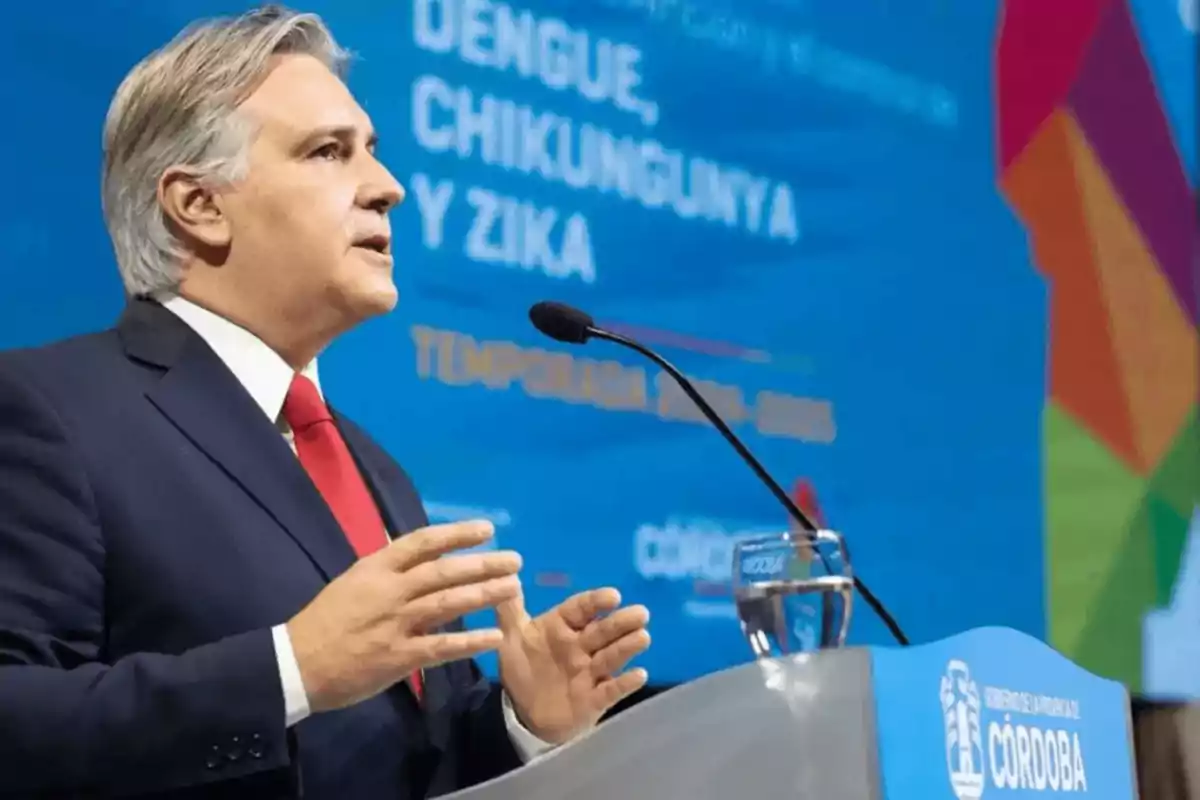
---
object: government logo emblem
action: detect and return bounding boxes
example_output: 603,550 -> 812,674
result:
942,659 -> 986,800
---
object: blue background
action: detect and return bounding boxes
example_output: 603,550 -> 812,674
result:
0,1 -> 1186,686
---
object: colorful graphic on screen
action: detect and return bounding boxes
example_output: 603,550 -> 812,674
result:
996,0 -> 1199,697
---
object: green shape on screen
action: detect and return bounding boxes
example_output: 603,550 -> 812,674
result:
1043,403 -> 1146,659
1148,495 -> 1190,608
1146,409 -> 1200,519
1072,495 -> 1158,692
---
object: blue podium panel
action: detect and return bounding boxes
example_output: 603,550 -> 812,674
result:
871,628 -> 1136,800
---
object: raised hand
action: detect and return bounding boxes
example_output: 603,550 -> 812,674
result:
496,587 -> 651,744
287,520 -> 521,713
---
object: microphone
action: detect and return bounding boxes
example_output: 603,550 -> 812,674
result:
528,300 -> 909,646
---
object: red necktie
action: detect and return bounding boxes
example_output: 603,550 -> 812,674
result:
283,374 -> 423,701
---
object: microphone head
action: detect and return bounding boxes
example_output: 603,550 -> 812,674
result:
528,301 -> 595,345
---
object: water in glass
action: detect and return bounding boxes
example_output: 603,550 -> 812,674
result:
732,530 -> 853,658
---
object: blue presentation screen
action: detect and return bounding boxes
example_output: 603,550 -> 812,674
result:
0,0 -> 1046,685
12,0 -> 1192,689
340,0 -> 1046,683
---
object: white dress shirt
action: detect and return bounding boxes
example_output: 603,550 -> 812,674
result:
160,295 -> 553,761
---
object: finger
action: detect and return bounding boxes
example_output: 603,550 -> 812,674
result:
590,629 -> 651,679
495,589 -> 531,632
578,605 -> 650,654
592,668 -> 649,711
384,520 -> 495,571
403,551 -> 522,599
404,575 -> 521,632
557,588 -> 622,631
411,628 -> 505,668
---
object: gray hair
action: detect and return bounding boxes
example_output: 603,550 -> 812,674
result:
100,5 -> 351,297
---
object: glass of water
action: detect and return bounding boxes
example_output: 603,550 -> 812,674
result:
732,530 -> 853,658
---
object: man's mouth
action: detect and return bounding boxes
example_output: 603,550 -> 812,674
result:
353,234 -> 391,255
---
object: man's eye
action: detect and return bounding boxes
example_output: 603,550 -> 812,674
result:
311,143 -> 343,160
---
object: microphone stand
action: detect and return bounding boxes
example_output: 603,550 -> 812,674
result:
588,326 -> 910,647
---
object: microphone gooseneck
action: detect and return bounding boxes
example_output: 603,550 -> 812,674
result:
528,301 -> 909,647
592,328 -> 811,526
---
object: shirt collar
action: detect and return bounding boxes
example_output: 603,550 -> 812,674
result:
158,295 -> 322,422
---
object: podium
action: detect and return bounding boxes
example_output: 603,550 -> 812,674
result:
444,627 -> 1137,799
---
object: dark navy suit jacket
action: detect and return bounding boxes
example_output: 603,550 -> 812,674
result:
0,300 -> 522,798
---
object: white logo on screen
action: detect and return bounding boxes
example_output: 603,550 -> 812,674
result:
942,659 -> 986,800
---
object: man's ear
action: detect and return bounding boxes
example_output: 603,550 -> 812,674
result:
157,167 -> 231,249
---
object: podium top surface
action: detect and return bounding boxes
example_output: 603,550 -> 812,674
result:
441,627 -> 1136,800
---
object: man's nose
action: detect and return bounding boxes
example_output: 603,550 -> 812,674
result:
359,158 -> 405,214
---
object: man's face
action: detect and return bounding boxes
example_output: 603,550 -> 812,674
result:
216,54 -> 404,331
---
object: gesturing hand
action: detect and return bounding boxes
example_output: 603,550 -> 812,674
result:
496,587 -> 651,745
288,521 -> 521,713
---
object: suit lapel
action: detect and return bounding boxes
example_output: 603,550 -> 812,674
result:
119,300 -> 357,583
337,417 -> 416,539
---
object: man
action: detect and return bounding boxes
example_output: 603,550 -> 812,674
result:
0,6 -> 650,798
